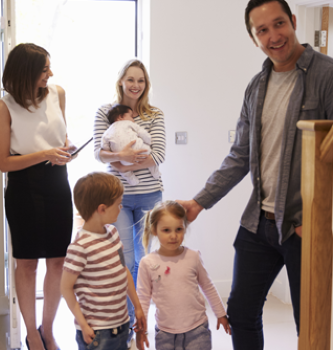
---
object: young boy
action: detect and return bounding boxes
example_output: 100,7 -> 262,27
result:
61,172 -> 146,350
101,104 -> 160,185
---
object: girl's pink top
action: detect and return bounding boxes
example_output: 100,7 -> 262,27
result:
137,247 -> 226,334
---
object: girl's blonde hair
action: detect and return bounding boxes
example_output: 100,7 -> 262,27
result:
142,200 -> 189,254
115,58 -> 159,120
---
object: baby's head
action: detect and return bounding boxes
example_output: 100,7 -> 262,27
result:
106,104 -> 133,125
142,200 -> 189,254
74,172 -> 124,222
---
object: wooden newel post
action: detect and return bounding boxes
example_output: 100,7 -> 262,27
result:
297,120 -> 333,350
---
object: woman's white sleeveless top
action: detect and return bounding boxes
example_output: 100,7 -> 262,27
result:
2,84 -> 67,155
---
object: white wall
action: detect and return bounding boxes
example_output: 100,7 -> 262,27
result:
147,0 -> 264,298
145,0 -> 303,301
328,7 -> 333,57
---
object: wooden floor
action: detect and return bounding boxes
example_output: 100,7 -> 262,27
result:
0,294 -> 298,350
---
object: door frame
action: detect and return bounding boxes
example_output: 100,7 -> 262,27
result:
1,0 -> 20,348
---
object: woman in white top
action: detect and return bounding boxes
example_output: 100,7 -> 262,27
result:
93,59 -> 166,346
0,43 -> 74,350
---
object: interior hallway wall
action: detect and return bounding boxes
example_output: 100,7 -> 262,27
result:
147,0 -> 298,299
148,0 -> 263,298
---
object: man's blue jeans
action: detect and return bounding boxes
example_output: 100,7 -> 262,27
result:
113,191 -> 162,329
227,211 -> 301,350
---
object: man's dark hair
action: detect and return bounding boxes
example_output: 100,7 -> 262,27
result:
245,0 -> 293,38
106,104 -> 132,125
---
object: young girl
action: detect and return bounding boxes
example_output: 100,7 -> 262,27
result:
136,201 -> 231,350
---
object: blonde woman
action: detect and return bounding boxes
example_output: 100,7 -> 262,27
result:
93,59 -> 165,347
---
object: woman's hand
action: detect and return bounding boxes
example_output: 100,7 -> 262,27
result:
45,147 -> 71,166
66,139 -> 77,154
119,141 -> 148,163
111,155 -> 156,172
99,141 -> 148,164
65,139 -> 78,161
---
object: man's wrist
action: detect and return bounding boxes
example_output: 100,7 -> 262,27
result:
192,199 -> 205,211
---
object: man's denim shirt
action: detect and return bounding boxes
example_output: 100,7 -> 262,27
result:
194,44 -> 333,244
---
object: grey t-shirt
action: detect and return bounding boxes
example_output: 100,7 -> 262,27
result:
260,68 -> 298,213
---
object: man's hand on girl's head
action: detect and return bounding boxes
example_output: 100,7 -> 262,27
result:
176,199 -> 204,222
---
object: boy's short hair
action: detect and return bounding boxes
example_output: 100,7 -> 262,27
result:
74,172 -> 124,221
106,104 -> 132,125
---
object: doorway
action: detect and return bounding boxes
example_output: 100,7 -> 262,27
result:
2,0 -> 140,348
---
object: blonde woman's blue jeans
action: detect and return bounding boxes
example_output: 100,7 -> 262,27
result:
113,191 -> 162,329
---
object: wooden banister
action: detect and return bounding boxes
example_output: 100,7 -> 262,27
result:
297,120 -> 333,350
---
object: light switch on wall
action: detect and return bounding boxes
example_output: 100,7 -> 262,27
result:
229,130 -> 236,143
175,132 -> 187,144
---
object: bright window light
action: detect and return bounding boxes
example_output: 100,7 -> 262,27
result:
15,0 -> 137,188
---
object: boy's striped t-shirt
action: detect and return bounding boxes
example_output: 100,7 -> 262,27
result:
63,225 -> 129,330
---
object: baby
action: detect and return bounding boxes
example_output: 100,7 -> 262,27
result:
101,104 -> 160,185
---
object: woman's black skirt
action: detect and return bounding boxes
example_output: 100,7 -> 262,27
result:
5,161 -> 73,259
